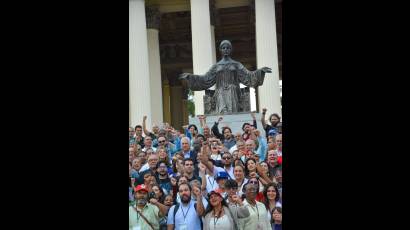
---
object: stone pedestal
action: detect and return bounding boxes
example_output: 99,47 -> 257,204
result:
189,113 -> 266,138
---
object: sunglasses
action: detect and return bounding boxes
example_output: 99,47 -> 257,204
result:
222,157 -> 231,160
249,181 -> 258,184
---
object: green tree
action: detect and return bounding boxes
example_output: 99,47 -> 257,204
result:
187,90 -> 195,117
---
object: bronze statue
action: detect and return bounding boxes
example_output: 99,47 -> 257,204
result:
180,40 -> 271,114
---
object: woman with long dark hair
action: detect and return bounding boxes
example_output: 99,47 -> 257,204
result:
202,190 -> 247,230
262,183 -> 282,223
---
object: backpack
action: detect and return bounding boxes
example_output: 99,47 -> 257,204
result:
173,202 -> 203,230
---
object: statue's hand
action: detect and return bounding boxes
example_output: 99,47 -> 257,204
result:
261,67 -> 272,73
179,73 -> 190,80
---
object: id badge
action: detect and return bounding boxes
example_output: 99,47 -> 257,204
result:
179,223 -> 188,230
132,226 -> 141,230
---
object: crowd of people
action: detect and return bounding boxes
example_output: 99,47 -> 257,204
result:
129,108 -> 283,230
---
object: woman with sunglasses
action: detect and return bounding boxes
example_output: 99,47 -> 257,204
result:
242,182 -> 271,230
245,177 -> 265,202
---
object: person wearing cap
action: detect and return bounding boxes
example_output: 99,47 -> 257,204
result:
202,189 -> 249,230
129,184 -> 164,230
214,171 -> 229,198
224,179 -> 251,230
242,182 -> 271,230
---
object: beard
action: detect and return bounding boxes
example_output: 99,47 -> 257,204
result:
181,194 -> 191,204
136,197 -> 147,206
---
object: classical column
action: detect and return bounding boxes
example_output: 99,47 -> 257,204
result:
146,6 -> 164,126
190,0 -> 214,115
255,0 -> 282,116
162,79 -> 171,125
170,85 -> 183,131
209,0 -> 217,64
129,0 -> 152,128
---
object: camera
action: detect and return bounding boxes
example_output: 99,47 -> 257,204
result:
148,191 -> 156,199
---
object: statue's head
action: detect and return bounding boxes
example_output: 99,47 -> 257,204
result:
219,40 -> 232,57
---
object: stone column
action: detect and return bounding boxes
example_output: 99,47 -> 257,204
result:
162,79 -> 171,125
146,6 -> 164,126
190,0 -> 214,115
170,85 -> 183,131
129,0 -> 152,128
255,0 -> 282,116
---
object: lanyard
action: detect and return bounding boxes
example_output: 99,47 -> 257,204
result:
180,203 -> 191,222
213,209 -> 223,228
208,176 -> 216,188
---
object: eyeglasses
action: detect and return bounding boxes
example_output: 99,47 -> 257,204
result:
249,181 -> 258,184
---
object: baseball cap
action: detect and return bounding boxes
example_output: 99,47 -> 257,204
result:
216,171 -> 229,180
208,190 -> 223,199
268,129 -> 278,136
134,184 -> 149,193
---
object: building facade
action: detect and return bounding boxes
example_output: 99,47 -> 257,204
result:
130,0 -> 282,130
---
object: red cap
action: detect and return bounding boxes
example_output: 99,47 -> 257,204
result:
134,184 -> 149,193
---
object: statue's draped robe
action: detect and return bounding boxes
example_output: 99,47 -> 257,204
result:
185,60 -> 266,114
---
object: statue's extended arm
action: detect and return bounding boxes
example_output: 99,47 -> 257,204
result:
238,63 -> 272,88
179,65 -> 217,91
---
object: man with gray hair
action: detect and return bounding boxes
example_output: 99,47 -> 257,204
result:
180,137 -> 198,165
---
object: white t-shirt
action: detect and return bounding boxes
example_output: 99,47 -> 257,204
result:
209,214 -> 232,230
205,174 -> 219,193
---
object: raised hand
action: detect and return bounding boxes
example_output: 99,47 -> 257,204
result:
218,116 -> 223,122
261,67 -> 272,73
262,108 -> 267,113
193,186 -> 202,198
149,198 -> 158,205
250,112 -> 256,120
170,177 -> 177,187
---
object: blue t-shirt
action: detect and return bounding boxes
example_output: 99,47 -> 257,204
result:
167,200 -> 201,230
273,223 -> 282,230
